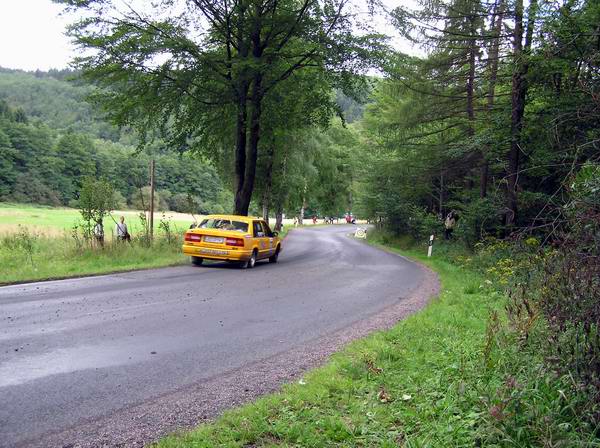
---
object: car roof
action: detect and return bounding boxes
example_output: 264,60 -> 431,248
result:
203,214 -> 261,223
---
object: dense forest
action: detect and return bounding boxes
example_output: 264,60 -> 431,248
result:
352,0 -> 600,244
0,93 -> 229,213
0,67 -> 360,219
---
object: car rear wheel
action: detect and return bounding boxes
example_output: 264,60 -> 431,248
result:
191,256 -> 203,266
244,250 -> 257,269
269,246 -> 280,263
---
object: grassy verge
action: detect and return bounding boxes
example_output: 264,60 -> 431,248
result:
153,232 -> 595,447
0,223 -> 293,285
0,202 -> 196,236
0,236 -> 187,285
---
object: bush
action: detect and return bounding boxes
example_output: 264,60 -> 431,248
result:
451,197 -> 501,246
157,189 -> 171,211
128,186 -> 160,211
11,173 -> 62,206
387,204 -> 444,243
169,192 -> 200,214
112,190 -> 127,210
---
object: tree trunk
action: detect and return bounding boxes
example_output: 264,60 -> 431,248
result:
233,5 -> 267,217
274,204 -> 283,232
233,73 -> 263,216
261,145 -> 274,224
261,181 -> 271,224
507,0 -> 537,227
481,0 -> 504,199
299,201 -> 306,225
233,82 -> 249,215
272,153 -> 288,232
465,12 -> 477,193
299,179 -> 307,225
466,14 -> 476,138
439,170 -> 444,216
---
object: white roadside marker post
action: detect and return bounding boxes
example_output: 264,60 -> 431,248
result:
427,234 -> 434,257
355,227 -> 367,239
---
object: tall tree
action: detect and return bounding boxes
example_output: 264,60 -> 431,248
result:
506,0 -> 538,226
56,0 -> 385,215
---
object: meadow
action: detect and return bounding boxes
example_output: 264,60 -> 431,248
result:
0,203 -> 197,238
0,203 -> 299,284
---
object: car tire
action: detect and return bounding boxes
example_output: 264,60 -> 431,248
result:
269,246 -> 280,263
191,256 -> 204,266
244,250 -> 257,269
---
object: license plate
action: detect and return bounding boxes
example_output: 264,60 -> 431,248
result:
204,236 -> 224,243
200,248 -> 228,255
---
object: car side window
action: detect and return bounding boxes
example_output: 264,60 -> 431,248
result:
253,221 -> 264,237
260,221 -> 273,237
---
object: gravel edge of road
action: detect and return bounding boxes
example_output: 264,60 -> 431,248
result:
20,252 -> 440,448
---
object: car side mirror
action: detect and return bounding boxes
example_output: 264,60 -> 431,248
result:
273,231 -> 279,237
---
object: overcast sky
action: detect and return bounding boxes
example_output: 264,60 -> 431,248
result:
0,0 -> 417,72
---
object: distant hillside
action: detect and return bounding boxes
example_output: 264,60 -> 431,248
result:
0,69 -> 230,213
0,67 -> 368,132
0,67 -> 123,142
336,90 -> 367,123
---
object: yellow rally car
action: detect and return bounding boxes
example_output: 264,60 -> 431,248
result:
182,214 -> 282,268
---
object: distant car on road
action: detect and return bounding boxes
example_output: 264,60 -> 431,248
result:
182,214 -> 281,268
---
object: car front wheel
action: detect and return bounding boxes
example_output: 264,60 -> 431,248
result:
269,246 -> 280,263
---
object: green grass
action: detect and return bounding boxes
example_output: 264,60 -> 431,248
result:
0,203 -> 197,284
153,233 -> 597,447
0,202 -> 196,237
0,203 -> 292,284
0,235 -> 187,284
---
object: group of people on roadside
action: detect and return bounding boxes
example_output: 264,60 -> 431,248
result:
92,216 -> 131,247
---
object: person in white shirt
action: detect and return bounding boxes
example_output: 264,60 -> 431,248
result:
116,216 -> 130,242
94,219 -> 105,247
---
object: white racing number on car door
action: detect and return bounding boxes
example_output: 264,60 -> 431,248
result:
260,221 -> 274,255
254,221 -> 267,256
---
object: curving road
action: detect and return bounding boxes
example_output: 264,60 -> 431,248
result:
0,225 -> 433,448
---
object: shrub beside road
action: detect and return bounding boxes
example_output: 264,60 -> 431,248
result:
0,230 -> 186,285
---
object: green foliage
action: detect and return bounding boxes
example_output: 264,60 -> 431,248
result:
355,0 -> 600,242
0,230 -> 185,285
0,68 -> 123,141
1,225 -> 38,266
78,177 -> 116,228
0,90 -> 229,211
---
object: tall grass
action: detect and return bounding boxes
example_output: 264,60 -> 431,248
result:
0,227 -> 186,284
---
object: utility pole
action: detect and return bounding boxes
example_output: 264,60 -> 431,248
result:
149,159 -> 155,242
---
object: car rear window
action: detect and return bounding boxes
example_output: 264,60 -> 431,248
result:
198,219 -> 249,233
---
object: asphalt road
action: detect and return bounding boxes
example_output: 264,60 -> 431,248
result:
0,225 -> 429,447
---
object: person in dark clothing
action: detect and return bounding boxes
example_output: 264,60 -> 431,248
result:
444,211 -> 458,240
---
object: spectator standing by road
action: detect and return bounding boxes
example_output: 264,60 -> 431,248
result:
116,216 -> 130,242
94,219 -> 105,247
444,211 -> 458,240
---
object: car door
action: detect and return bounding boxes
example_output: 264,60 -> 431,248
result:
252,221 -> 268,258
259,221 -> 275,257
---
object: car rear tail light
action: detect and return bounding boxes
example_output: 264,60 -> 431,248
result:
225,237 -> 244,247
185,233 -> 202,242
